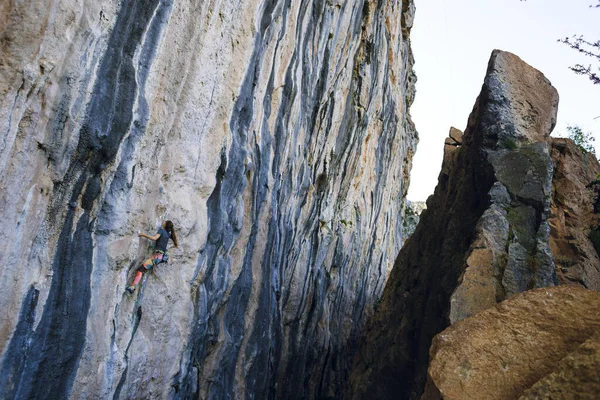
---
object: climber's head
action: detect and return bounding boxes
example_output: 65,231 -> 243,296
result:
163,220 -> 179,248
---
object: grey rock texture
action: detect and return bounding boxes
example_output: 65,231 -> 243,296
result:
0,0 -> 417,399
402,200 -> 427,241
349,50 -> 574,400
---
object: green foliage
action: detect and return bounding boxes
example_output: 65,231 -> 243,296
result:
521,1 -> 600,84
495,252 -> 509,271
527,254 -> 540,272
506,206 -> 532,245
404,206 -> 417,218
501,136 -> 518,150
555,254 -> 577,267
567,125 -> 596,155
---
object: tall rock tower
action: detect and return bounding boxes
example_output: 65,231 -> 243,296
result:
350,50 -> 600,400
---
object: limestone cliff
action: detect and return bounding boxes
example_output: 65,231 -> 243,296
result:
0,0 -> 417,399
349,50 -> 600,399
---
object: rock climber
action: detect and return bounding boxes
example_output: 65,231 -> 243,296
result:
126,220 -> 179,294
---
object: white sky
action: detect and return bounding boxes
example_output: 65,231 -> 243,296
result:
407,0 -> 600,201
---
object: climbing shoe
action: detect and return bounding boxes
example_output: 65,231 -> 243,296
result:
126,286 -> 135,294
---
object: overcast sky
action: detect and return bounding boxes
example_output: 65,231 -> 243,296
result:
407,0 -> 600,201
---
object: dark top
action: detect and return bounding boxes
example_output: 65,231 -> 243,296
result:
155,228 -> 171,252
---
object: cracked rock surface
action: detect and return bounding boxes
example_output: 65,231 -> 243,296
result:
0,0 -> 416,398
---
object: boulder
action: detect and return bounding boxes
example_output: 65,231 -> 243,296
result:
424,286 -> 600,400
520,332 -> 600,399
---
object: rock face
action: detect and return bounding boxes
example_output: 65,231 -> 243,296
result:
423,286 -> 600,400
549,139 -> 600,290
349,50 -> 600,399
402,200 -> 427,241
0,1 -> 417,399
519,332 -> 600,399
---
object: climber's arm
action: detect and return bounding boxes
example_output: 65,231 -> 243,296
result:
139,232 -> 161,241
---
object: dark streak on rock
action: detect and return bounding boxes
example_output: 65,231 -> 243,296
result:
174,0 -> 412,398
0,1 -> 170,399
0,287 -> 39,400
175,0 -> 285,398
114,275 -> 149,400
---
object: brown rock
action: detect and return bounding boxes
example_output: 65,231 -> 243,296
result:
442,128 -> 463,176
519,332 -> 600,399
424,286 -> 600,400
448,127 -> 463,144
549,138 -> 600,290
443,137 -> 457,146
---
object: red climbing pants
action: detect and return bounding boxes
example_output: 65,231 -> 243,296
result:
130,251 -> 164,288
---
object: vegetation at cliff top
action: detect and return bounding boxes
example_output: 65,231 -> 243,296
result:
566,125 -> 596,156
522,0 -> 600,85
558,1 -> 600,85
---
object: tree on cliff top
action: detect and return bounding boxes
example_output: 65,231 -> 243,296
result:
566,125 -> 596,156
558,1 -> 600,85
522,0 -> 600,85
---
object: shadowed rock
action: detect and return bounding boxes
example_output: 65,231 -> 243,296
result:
349,50 -> 565,400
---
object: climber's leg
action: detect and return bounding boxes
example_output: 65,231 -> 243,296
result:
126,257 -> 154,294
131,270 -> 144,287
142,256 -> 155,270
152,252 -> 164,265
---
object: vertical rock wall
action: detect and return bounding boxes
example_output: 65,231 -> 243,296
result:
0,0 -> 417,399
549,138 -> 600,290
